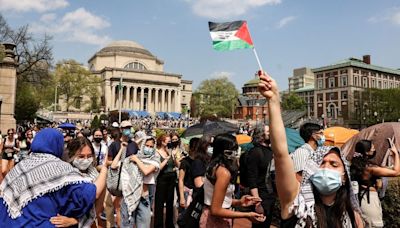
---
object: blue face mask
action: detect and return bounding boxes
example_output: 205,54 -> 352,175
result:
310,168 -> 343,195
317,135 -> 326,147
122,129 -> 131,137
143,146 -> 155,156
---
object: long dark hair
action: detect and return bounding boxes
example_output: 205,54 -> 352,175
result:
206,133 -> 238,184
194,135 -> 211,163
312,150 -> 357,228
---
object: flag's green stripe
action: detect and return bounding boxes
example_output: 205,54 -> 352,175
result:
212,40 -> 253,51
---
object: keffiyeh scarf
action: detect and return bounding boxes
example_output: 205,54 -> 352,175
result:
78,165 -> 99,228
121,152 -> 160,217
0,153 -> 92,219
289,146 -> 361,228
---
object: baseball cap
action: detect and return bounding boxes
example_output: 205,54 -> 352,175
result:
120,120 -> 132,128
112,122 -> 119,128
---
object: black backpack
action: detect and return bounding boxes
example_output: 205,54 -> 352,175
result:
239,149 -> 250,187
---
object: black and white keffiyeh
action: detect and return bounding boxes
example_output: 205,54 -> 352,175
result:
289,146 -> 361,228
0,153 -> 92,219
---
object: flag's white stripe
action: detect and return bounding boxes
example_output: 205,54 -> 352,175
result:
210,31 -> 240,42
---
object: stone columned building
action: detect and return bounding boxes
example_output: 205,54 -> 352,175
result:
89,40 -> 192,114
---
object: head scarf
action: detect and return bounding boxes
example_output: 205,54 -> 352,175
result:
290,146 -> 360,228
31,128 -> 64,158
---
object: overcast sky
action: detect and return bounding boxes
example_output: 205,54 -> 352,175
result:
2,0 -> 400,91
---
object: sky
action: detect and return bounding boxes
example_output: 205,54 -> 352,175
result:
1,0 -> 400,91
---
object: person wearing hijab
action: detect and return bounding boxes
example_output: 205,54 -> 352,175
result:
0,128 -> 102,227
258,71 -> 364,227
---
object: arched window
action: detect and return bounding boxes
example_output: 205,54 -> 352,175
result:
124,62 -> 146,70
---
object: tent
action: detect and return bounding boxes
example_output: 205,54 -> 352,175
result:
324,126 -> 359,147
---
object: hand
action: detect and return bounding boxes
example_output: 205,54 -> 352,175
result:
257,71 -> 279,100
240,195 -> 262,207
179,198 -> 186,208
247,212 -> 266,223
130,155 -> 139,163
50,214 -> 78,227
389,137 -> 398,155
121,142 -> 128,147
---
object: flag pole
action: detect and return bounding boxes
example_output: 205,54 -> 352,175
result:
252,47 -> 263,72
118,76 -> 122,124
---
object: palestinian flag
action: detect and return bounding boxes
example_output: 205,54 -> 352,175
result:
209,20 -> 254,51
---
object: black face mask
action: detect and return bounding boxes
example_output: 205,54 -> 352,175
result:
171,141 -> 179,148
367,150 -> 377,159
264,139 -> 271,145
93,138 -> 102,143
167,142 -> 173,149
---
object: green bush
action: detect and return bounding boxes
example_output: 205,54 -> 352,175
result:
382,177 -> 400,227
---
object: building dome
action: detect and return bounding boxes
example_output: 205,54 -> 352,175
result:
243,77 -> 260,88
97,40 -> 154,57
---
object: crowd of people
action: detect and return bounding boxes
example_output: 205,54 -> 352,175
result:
0,71 -> 399,228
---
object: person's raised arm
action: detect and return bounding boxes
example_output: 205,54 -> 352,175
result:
94,150 -> 110,199
369,139 -> 400,177
110,142 -> 127,169
258,71 -> 299,213
130,155 -> 157,176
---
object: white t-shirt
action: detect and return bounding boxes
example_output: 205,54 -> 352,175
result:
203,178 -> 235,208
92,142 -> 108,166
142,156 -> 161,185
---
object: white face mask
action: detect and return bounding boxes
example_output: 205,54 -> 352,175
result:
73,157 -> 93,171
207,146 -> 213,157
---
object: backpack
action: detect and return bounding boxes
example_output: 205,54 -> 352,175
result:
106,146 -> 126,196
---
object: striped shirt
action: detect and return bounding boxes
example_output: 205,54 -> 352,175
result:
290,143 -> 315,173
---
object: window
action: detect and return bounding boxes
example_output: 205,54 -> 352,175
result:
390,82 -> 393,88
124,61 -> 146,70
354,76 -> 358,86
317,94 -> 323,101
318,79 -> 323,89
329,78 -> 335,88
341,76 -> 347,86
183,85 -> 186,90
329,93 -> 335,100
384,81 -> 387,89
354,69 -> 359,74
340,69 -> 348,74
74,97 -> 82,109
378,81 -> 382,89
363,77 -> 368,88
372,79 -> 376,88
341,91 -> 348,99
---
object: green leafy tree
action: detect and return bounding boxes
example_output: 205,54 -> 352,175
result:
91,115 -> 101,129
282,93 -> 306,111
15,83 -> 40,121
55,59 -> 101,111
192,76 -> 239,118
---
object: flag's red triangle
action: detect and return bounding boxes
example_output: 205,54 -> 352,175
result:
235,21 -> 253,46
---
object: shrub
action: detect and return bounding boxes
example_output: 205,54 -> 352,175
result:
382,177 -> 400,227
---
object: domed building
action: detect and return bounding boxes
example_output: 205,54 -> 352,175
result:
89,40 -> 192,115
234,75 -> 268,121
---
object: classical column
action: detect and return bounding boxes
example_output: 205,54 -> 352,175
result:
124,86 -> 129,109
133,87 -> 137,110
175,90 -> 180,113
161,89 -> 165,112
167,89 -> 172,112
154,89 -> 159,112
148,88 -> 152,112
110,85 -> 114,110
140,87 -> 145,111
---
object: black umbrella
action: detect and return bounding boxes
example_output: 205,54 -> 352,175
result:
58,122 -> 76,130
182,120 -> 238,138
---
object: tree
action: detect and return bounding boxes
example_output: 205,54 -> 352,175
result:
192,76 -> 239,118
282,93 -> 306,111
91,115 -> 101,129
15,83 -> 40,121
1,14 -> 53,120
55,59 -> 101,111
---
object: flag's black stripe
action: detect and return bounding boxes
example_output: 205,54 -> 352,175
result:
209,21 -> 244,32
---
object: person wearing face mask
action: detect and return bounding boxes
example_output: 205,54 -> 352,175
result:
350,139 -> 400,227
290,122 -> 325,182
92,128 -> 108,172
242,124 -> 276,228
258,70 -> 364,227
199,133 -> 265,228
107,120 -> 139,226
119,137 -> 160,228
49,136 -> 110,227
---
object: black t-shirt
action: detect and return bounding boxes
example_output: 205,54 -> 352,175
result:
108,140 -> 138,159
179,156 -> 195,189
191,159 -> 207,180
246,143 -> 273,192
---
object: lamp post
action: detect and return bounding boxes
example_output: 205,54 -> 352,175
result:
321,113 -> 325,129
